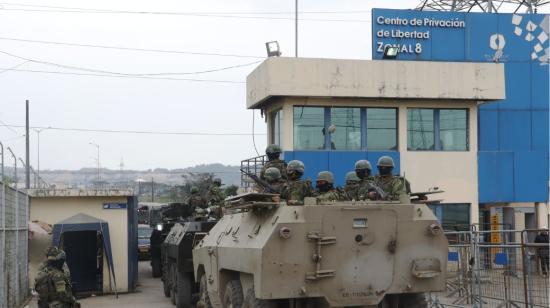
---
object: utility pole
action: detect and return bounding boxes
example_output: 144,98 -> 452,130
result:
295,0 -> 298,57
89,142 -> 100,182
25,100 -> 30,189
34,127 -> 50,188
151,177 -> 155,202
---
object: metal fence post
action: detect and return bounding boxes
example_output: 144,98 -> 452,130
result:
0,141 -> 5,308
6,148 -> 18,305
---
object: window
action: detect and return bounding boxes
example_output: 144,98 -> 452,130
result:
367,108 -> 397,150
407,108 -> 468,151
428,203 -> 470,231
331,107 -> 361,150
270,109 -> 283,146
293,107 -> 325,150
293,106 -> 398,151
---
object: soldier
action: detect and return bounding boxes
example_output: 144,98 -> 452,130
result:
187,186 -> 207,210
260,167 -> 286,194
207,178 -> 226,218
35,247 -> 79,308
315,171 -> 346,202
373,156 -> 406,201
280,160 -> 313,205
260,144 -> 288,181
344,171 -> 360,200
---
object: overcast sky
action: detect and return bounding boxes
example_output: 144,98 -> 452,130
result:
0,0 -> 547,171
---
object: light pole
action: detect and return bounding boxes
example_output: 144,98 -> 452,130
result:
89,142 -> 100,182
34,127 -> 50,188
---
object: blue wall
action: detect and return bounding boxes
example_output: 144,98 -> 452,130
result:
283,151 -> 400,187
372,9 -> 549,203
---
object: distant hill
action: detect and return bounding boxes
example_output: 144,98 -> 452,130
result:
4,163 -> 241,188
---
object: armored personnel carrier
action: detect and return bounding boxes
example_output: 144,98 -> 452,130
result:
193,193 -> 447,307
161,214 -> 217,308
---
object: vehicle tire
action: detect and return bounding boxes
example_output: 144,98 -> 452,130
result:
199,274 -> 213,308
163,279 -> 171,298
176,272 -> 192,308
152,256 -> 162,278
242,288 -> 276,308
223,280 -> 243,308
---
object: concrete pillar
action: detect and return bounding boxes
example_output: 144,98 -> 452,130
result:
535,202 -> 549,228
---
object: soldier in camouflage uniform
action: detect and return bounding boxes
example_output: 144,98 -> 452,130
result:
344,171 -> 361,201
355,159 -> 374,187
260,144 -> 288,181
372,156 -> 406,201
35,247 -> 79,308
260,167 -> 286,194
207,178 -> 226,218
187,186 -> 207,210
314,171 -> 346,202
280,160 -> 313,205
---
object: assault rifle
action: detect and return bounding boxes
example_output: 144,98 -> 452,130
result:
240,169 -> 280,194
367,182 -> 389,200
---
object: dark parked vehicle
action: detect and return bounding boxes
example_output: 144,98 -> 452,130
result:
138,224 -> 153,260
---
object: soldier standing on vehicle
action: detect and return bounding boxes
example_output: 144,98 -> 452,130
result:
35,247 -> 79,308
281,160 -> 313,205
372,156 -> 406,201
344,171 -> 360,200
260,167 -> 286,194
315,171 -> 346,202
260,144 -> 287,181
535,227 -> 549,276
187,186 -> 207,210
207,178 -> 226,218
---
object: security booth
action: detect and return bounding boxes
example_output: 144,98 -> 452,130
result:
29,189 -> 138,295
245,57 -> 505,228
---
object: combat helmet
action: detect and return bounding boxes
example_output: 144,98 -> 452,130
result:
45,246 -> 66,261
265,144 -> 282,155
377,156 -> 395,168
354,160 -> 372,171
345,171 -> 360,184
316,171 -> 334,184
264,167 -> 282,182
287,160 -> 305,174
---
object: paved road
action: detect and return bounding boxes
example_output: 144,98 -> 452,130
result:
27,261 -> 174,308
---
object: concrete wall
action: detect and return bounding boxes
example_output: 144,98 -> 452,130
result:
30,196 -> 129,293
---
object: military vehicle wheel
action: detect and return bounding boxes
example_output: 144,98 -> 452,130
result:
223,280 -> 243,308
163,279 -> 171,297
242,288 -> 276,308
152,256 -> 162,278
199,274 -> 213,308
175,272 -> 192,308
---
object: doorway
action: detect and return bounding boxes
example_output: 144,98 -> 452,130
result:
62,231 -> 103,294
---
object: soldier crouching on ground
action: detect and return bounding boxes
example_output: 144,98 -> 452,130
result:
35,246 -> 79,308
280,160 -> 313,205
314,171 -> 347,202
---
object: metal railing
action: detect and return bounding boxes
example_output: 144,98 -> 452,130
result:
240,155 -> 266,188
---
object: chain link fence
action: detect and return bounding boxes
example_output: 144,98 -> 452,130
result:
431,227 -> 549,308
1,143 -> 30,308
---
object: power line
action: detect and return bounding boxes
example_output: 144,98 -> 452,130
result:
0,50 -> 261,76
0,36 -> 265,59
0,3 -> 373,15
0,66 -> 246,83
0,124 -> 266,136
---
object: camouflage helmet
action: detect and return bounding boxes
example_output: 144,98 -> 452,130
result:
190,186 -> 199,194
213,178 -> 222,185
345,171 -> 360,183
316,171 -> 334,184
354,160 -> 372,171
45,246 -> 66,261
377,156 -> 395,168
287,160 -> 305,174
264,167 -> 282,182
266,144 -> 282,155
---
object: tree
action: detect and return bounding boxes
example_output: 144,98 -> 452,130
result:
224,185 -> 239,197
